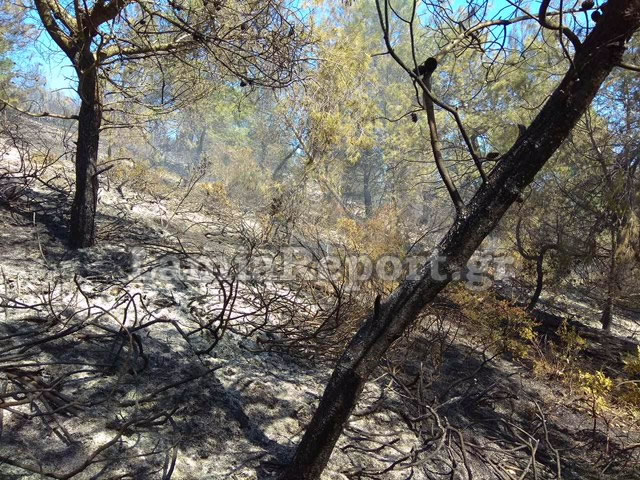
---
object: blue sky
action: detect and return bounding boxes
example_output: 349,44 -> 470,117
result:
19,29 -> 76,96
15,0 -> 533,100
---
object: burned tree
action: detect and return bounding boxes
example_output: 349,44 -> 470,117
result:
26,0 -> 308,248
279,0 -> 640,478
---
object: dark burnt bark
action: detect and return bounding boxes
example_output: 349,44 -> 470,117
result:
600,295 -> 613,330
515,218 -> 557,312
527,250 -> 547,311
525,245 -> 557,312
272,146 -> 298,180
601,229 -> 618,330
69,47 -> 102,249
34,0 -> 109,249
279,3 -> 640,478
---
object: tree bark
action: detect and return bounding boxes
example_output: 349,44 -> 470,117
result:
528,250 -> 546,311
279,3 -> 640,478
526,245 -> 557,312
69,48 -> 102,249
600,295 -> 613,331
515,217 -> 557,312
601,229 -> 618,330
422,62 -> 464,212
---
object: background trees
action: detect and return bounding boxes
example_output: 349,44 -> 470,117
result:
0,17 -> 14,90
17,0 -> 310,248
0,1 -> 29,96
507,54 -> 640,328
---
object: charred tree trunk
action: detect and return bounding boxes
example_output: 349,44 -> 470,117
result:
600,295 -> 613,331
272,146 -> 298,180
279,4 -> 640,478
527,250 -> 547,312
516,218 -> 558,312
69,48 -> 102,249
526,245 -> 557,312
601,229 -> 618,330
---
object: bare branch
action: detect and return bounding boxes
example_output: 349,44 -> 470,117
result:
0,98 -> 79,121
618,61 -> 640,72
538,0 -> 582,50
33,0 -> 77,55
375,0 -> 488,189
420,59 -> 465,213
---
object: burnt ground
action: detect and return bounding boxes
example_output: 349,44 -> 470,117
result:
1,140 -> 639,480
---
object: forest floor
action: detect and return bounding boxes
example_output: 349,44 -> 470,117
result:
1,136 -> 639,479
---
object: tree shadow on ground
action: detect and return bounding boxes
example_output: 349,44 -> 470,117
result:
381,329 -> 640,480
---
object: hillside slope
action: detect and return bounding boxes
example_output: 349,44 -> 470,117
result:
1,137 -> 639,480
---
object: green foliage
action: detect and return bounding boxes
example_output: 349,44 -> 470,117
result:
449,287 -> 535,359
623,347 -> 640,377
199,182 -> 230,207
619,382 -> 640,410
336,204 -> 406,259
108,158 -> 179,200
579,370 -> 615,397
0,7 -> 16,89
618,350 -> 640,409
532,321 -> 586,379
533,334 -> 640,412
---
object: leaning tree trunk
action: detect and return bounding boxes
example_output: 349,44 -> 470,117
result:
278,4 -> 640,479
69,49 -> 102,249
